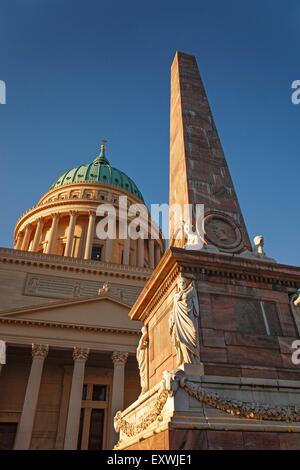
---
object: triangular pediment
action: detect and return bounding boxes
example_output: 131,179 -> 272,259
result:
0,295 -> 142,332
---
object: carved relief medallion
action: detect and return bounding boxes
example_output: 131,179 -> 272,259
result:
204,213 -> 243,252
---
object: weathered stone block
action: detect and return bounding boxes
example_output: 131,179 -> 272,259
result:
227,345 -> 283,368
243,432 -> 280,450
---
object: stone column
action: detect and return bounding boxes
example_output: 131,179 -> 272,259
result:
65,211 -> 77,257
64,347 -> 89,450
84,211 -> 96,260
14,344 -> 49,450
0,340 -> 6,376
148,239 -> 155,269
20,224 -> 32,251
31,217 -> 44,252
137,237 -> 144,268
109,351 -> 128,448
155,243 -> 161,266
15,232 -> 23,250
104,238 -> 113,263
131,240 -> 137,266
46,213 -> 59,254
123,238 -> 130,265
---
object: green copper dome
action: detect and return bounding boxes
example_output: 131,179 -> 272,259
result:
50,144 -> 144,202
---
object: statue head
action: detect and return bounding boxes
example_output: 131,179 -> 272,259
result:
141,326 -> 147,335
212,223 -> 229,241
254,235 -> 264,248
253,235 -> 265,256
178,276 -> 189,291
114,410 -> 122,432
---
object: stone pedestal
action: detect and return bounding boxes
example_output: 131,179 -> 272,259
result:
113,247 -> 300,450
114,370 -> 300,450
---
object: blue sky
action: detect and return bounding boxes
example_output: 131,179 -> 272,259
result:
0,0 -> 299,265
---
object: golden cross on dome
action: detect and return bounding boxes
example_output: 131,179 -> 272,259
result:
101,139 -> 107,151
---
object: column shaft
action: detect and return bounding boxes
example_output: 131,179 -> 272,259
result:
84,212 -> 96,259
14,344 -> 49,450
148,239 -> 155,269
0,340 -> 6,376
65,211 -> 77,257
46,214 -> 59,254
123,238 -> 130,265
64,348 -> 89,450
21,224 -> 31,251
104,238 -> 113,263
137,238 -> 144,268
155,244 -> 161,266
109,351 -> 128,449
31,218 -> 44,252
15,233 -> 23,250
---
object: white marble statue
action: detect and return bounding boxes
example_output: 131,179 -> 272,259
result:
240,235 -> 277,263
253,235 -> 266,257
169,276 -> 200,366
136,326 -> 149,394
98,282 -> 109,295
291,292 -> 300,336
183,222 -> 203,250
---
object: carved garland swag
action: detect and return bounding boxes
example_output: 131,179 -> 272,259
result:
115,373 -> 300,438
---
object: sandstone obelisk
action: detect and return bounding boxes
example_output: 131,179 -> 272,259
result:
169,52 -> 251,253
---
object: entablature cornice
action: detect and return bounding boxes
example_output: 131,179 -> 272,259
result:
129,247 -> 300,322
0,316 -> 140,336
0,247 -> 151,281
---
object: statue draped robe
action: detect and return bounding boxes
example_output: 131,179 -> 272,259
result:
170,281 -> 200,366
136,328 -> 148,393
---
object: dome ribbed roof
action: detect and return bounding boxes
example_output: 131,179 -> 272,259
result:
49,144 -> 144,202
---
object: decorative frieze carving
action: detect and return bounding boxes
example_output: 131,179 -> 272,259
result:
72,347 -> 89,362
26,276 -> 40,294
98,282 -> 109,295
73,283 -> 81,298
24,272 -> 141,304
115,368 -> 300,444
114,388 -> 169,437
204,212 -> 243,252
170,370 -> 300,422
32,343 -> 49,359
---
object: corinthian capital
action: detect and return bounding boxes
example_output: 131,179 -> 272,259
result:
112,351 -> 128,365
32,344 -> 49,359
73,347 -> 90,362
